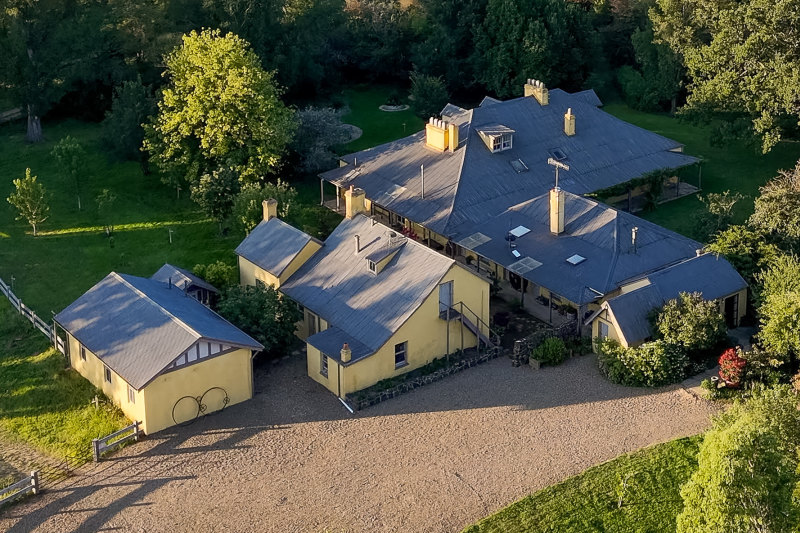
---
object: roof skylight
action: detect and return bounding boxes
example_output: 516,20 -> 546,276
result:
566,254 -> 586,265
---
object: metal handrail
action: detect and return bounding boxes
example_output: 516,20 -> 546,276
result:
450,301 -> 501,347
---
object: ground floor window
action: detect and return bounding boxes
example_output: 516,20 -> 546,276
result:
255,279 -> 266,289
128,385 -> 136,404
321,354 -> 329,378
394,341 -> 407,368
104,366 -> 112,384
598,321 -> 609,339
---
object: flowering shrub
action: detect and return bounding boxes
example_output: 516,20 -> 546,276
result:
596,338 -> 689,387
718,347 -> 746,387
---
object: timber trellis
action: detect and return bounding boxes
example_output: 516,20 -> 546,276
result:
92,421 -> 143,462
0,276 -> 66,355
0,471 -> 39,507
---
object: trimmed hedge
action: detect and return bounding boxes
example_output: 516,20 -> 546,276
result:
596,338 -> 689,387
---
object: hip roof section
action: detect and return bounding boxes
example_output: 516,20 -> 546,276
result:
235,218 -> 318,276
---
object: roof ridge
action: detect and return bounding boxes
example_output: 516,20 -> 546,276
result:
440,108 -> 474,237
112,272 -> 203,342
601,215 -> 621,292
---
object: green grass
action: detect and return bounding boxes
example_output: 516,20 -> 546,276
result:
0,298 -> 128,459
339,86 -> 425,152
463,436 -> 701,533
602,104 -> 800,237
0,119 -> 242,315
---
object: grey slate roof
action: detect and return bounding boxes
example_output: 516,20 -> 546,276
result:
55,273 -> 262,389
151,263 -> 218,293
605,284 -> 664,344
321,88 -> 697,239
281,214 -> 456,365
460,190 -> 703,305
235,218 -> 317,276
603,254 -> 747,344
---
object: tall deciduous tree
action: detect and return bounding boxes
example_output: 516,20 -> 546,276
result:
143,29 -> 295,194
472,0 -> 595,98
51,135 -> 87,210
190,166 -> 241,229
749,161 -> 800,248
677,387 -> 800,532
292,107 -> 352,173
409,71 -> 449,119
102,78 -> 156,168
7,168 -> 49,236
231,181 -> 297,235
651,0 -> 800,152
756,255 -> 800,362
0,0 -> 110,142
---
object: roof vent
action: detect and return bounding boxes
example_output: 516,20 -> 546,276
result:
550,149 -> 567,161
566,254 -> 586,265
510,158 -> 529,173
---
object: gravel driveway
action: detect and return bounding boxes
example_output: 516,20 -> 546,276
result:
0,354 -> 718,533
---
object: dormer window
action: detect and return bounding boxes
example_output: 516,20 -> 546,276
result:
368,260 -> 377,273
477,124 -> 515,153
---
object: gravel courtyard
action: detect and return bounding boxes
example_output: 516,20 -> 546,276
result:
0,354 -> 718,533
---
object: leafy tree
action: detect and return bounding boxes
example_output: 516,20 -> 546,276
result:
651,0 -> 800,152
96,188 -> 117,236
596,338 -> 689,387
102,78 -> 157,168
472,0 -> 595,98
756,255 -> 800,363
216,284 -> 301,357
143,29 -> 295,193
193,261 -> 238,291
706,225 -> 781,289
749,161 -> 800,248
628,26 -> 683,112
653,292 -> 727,359
409,71 -> 449,119
344,0 -> 414,80
677,386 -> 800,532
693,190 -> 745,242
7,168 -> 49,236
51,135 -> 87,210
190,167 -> 241,229
0,0 -> 111,142
231,181 -> 297,235
293,107 -> 352,173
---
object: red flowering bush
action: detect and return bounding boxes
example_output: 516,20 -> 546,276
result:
718,347 -> 746,387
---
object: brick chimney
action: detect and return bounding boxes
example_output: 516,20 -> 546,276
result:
564,108 -> 576,136
448,123 -> 459,152
262,198 -> 278,221
340,343 -> 351,363
345,185 -> 366,219
524,79 -> 549,106
549,187 -> 565,235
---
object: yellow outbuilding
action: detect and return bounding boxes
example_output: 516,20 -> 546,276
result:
54,271 -> 263,435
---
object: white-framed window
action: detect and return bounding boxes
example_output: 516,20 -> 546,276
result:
368,260 -> 377,273
128,385 -> 136,404
395,214 -> 406,226
80,345 -> 87,361
598,321 -> 609,339
321,354 -> 328,378
394,341 -> 407,368
104,366 -> 112,384
492,133 -> 512,152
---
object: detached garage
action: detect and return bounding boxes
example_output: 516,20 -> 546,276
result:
54,271 -> 263,434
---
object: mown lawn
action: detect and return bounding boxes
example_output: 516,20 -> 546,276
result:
0,119 -> 242,315
463,436 -> 701,533
339,85 -> 425,152
603,104 -> 800,237
0,298 -> 128,459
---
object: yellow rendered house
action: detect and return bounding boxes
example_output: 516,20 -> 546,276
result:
54,271 -> 262,434
236,193 -> 492,397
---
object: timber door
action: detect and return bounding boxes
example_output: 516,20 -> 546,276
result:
439,281 -> 453,313
724,294 -> 739,328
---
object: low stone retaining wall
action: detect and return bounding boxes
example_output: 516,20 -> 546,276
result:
347,348 -> 502,411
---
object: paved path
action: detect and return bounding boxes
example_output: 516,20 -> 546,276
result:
0,355 -> 718,533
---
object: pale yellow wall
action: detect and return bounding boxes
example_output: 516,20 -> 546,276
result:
619,278 -> 651,295
141,347 -> 253,434
717,288 -> 748,325
591,308 -> 628,349
238,240 -> 321,290
67,333 -> 140,426
296,309 -> 328,341
426,123 -> 449,151
305,262 -> 489,396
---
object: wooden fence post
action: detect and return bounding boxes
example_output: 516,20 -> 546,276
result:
30,471 -> 39,495
92,439 -> 101,462
133,421 -> 140,442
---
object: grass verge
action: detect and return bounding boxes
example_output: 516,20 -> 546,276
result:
0,298 -> 128,459
462,436 -> 701,533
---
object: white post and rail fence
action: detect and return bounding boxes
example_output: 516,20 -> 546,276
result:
0,472 -> 39,507
92,421 -> 143,462
0,276 -> 66,355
